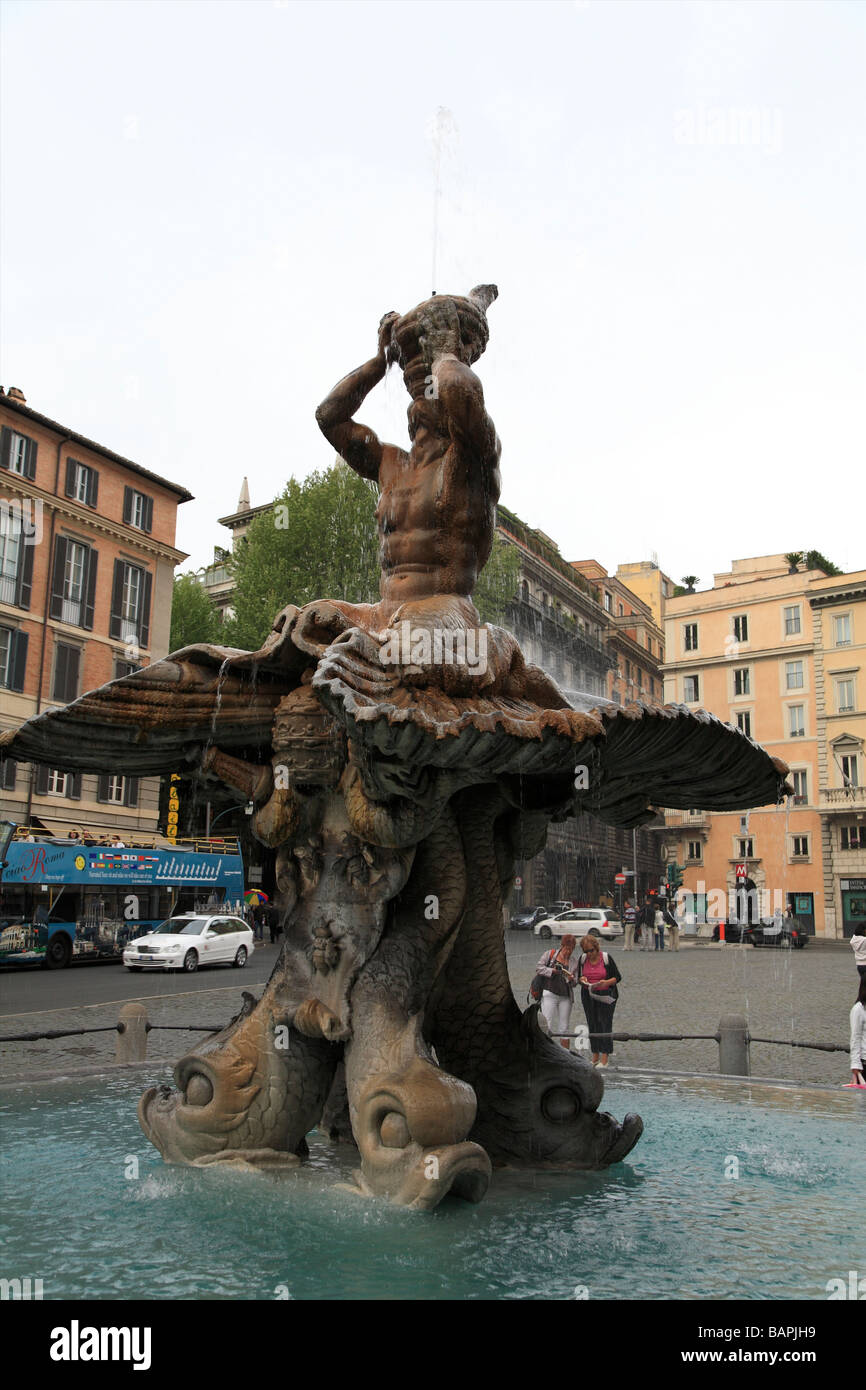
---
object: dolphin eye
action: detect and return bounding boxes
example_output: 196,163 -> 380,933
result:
541,1087 -> 579,1123
185,1073 -> 214,1107
380,1112 -> 410,1148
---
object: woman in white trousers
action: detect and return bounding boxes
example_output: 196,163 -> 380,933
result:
536,933 -> 578,1050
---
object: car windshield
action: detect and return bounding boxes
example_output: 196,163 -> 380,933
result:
152,918 -> 205,936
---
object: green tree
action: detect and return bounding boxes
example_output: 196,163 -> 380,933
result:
473,533 -> 521,624
170,571 -> 223,651
224,463 -> 381,651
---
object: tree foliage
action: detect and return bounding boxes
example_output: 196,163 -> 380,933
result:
474,532 -> 521,624
170,571 -> 223,651
224,463 -> 381,651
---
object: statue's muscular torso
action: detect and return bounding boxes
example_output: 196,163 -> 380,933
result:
377,395 -> 501,604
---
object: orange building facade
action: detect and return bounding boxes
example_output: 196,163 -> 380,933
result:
0,387 -> 191,836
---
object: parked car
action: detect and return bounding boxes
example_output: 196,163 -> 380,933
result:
551,900 -> 573,913
533,907 -> 623,941
510,905 -> 549,931
123,914 -> 254,972
750,917 -> 808,949
710,918 -> 808,949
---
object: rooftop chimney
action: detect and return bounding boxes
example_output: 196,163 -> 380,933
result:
7,386 -> 27,404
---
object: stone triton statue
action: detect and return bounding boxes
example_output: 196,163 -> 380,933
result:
1,285 -> 792,1210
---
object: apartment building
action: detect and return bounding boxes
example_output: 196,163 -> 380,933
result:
811,569 -> 866,938
570,559 -> 665,707
615,558 -> 677,631
659,554 -> 866,937
0,386 -> 191,836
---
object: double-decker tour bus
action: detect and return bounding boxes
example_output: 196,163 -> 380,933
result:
0,830 -> 245,968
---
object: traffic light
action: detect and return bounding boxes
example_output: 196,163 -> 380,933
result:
666,862 -> 684,891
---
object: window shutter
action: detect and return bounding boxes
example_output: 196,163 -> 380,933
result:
83,547 -> 98,630
123,487 -> 133,524
68,771 -> 82,800
0,757 -> 15,791
16,540 -> 34,609
9,629 -> 28,692
25,437 -> 37,480
97,774 -> 111,803
87,469 -> 99,508
0,426 -> 9,470
65,459 -> 76,497
49,536 -> 68,620
52,643 -> 69,702
66,645 -> 80,701
143,495 -> 154,533
139,569 -> 153,649
109,560 -> 125,640
124,776 -> 139,808
35,764 -> 49,795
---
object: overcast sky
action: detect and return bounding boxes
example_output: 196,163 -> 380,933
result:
3,0 -> 864,590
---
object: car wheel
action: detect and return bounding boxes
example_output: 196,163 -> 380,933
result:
183,950 -> 199,973
233,946 -> 247,968
43,933 -> 72,970
539,925 -> 551,939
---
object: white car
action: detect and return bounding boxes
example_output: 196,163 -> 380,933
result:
533,907 -> 623,941
123,914 -> 254,972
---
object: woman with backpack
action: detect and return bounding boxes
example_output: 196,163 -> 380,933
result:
534,933 -> 578,1050
577,934 -> 622,1068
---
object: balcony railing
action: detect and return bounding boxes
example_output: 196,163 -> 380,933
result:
821,785 -> 866,810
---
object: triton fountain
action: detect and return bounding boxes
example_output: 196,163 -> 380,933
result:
1,285 -> 790,1209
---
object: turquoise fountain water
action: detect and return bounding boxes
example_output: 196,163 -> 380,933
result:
2,1071 -> 861,1300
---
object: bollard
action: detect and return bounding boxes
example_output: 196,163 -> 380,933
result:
718,1014 -> 750,1076
116,1003 -> 149,1063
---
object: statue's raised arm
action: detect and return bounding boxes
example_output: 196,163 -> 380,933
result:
315,311 -> 402,481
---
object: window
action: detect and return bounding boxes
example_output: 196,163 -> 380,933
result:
51,642 -> 81,703
785,660 -> 804,690
733,614 -> 748,643
34,765 -> 82,800
738,838 -> 753,859
64,458 -> 99,508
647,637 -> 652,654
840,825 -> 866,850
739,815 -> 750,832
734,668 -> 750,696
840,755 -> 860,788
0,756 -> 16,791
784,605 -> 801,636
791,770 -> 808,805
96,773 -> 138,807
0,510 -> 34,608
618,603 -> 624,617
835,678 -> 855,713
834,614 -> 851,647
0,426 -> 37,479
687,841 -> 702,861
109,560 -> 152,648
683,623 -> 698,652
0,624 -> 28,692
637,667 -> 643,688
683,674 -> 699,703
735,710 -> 752,738
791,835 -> 809,859
688,808 -> 702,818
788,704 -> 805,737
49,536 -> 97,630
114,659 -> 141,680
625,660 -> 631,680
123,487 -> 154,534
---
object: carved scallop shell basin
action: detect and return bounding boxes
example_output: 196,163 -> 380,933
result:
1,1073 -> 862,1300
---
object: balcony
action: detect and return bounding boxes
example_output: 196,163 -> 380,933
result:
663,810 -> 709,829
821,785 -> 866,812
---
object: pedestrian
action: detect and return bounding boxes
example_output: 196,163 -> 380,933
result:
623,899 -> 636,951
848,977 -> 866,1088
850,926 -> 866,982
534,933 -> 578,1050
664,902 -> 680,952
638,898 -> 653,951
269,906 -> 279,944
654,903 -> 666,951
576,934 -> 622,1068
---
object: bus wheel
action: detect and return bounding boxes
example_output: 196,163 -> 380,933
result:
233,947 -> 247,968
183,950 -> 199,973
44,934 -> 72,970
